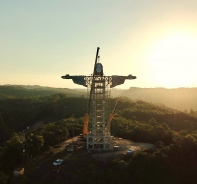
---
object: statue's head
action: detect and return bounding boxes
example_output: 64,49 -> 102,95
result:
94,63 -> 103,76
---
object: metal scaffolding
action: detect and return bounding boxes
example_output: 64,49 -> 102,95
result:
61,47 -> 136,151
86,76 -> 112,150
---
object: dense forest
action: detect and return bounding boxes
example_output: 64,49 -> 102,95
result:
0,85 -> 197,183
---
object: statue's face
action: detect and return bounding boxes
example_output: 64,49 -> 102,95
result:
96,63 -> 102,73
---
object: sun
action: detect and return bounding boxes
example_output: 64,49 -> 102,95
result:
148,32 -> 197,88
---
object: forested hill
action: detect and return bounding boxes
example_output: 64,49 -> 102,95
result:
111,87 -> 197,111
1,90 -> 197,183
0,85 -> 86,98
1,85 -> 197,111
0,92 -> 196,133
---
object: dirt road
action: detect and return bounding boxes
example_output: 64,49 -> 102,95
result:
92,137 -> 156,161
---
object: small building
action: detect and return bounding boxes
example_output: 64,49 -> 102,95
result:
67,145 -> 74,152
14,168 -> 24,177
113,145 -> 120,151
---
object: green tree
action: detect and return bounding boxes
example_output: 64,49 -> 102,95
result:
25,134 -> 44,157
1,133 -> 23,172
0,171 -> 9,184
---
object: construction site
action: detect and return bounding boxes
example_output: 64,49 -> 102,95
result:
61,47 -> 137,151
9,48 -> 159,183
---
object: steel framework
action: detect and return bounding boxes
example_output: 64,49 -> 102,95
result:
86,76 -> 112,150
61,47 -> 136,151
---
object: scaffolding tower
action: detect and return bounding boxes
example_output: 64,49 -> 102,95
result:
61,47 -> 136,151
86,75 -> 111,150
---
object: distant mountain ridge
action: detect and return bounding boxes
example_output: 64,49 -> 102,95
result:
0,85 -> 86,98
111,87 -> 197,111
1,85 -> 197,111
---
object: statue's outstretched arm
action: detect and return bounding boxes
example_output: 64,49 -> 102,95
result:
61,74 -> 87,87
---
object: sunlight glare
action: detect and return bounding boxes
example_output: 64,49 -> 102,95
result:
148,33 -> 197,87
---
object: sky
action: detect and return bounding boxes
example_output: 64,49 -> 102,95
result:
1,0 -> 197,89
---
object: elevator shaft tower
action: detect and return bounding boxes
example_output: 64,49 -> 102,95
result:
61,47 -> 136,151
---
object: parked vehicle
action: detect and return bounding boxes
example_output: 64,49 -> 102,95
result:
53,159 -> 63,166
127,149 -> 134,155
